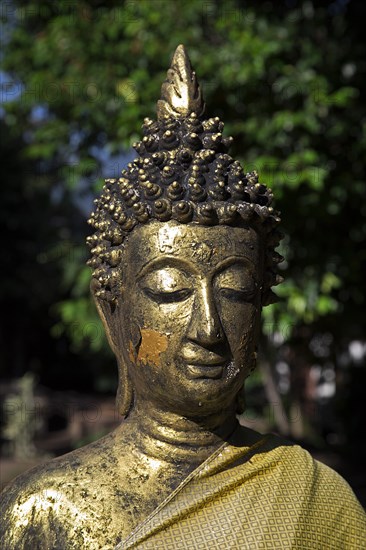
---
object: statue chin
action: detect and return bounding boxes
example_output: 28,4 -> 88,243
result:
1,44 -> 365,550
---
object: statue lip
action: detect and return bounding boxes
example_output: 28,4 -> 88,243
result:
185,364 -> 225,379
184,356 -> 227,366
179,348 -> 230,378
179,347 -> 229,366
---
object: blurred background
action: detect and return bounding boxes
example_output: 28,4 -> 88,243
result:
1,0 -> 365,504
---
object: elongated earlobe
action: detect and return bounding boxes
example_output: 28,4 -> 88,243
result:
91,280 -> 119,354
91,280 -> 134,416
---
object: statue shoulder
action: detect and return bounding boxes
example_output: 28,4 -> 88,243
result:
1,457 -> 72,549
266,437 -> 366,540
0,431 -> 120,549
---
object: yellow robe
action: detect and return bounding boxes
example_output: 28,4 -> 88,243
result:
117,430 -> 366,549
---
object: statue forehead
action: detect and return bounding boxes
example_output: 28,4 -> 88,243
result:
125,221 -> 260,269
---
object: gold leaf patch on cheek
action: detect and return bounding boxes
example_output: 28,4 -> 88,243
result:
134,329 -> 169,366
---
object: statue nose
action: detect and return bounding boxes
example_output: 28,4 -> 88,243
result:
186,281 -> 225,346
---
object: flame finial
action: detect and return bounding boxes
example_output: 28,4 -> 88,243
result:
157,45 -> 205,120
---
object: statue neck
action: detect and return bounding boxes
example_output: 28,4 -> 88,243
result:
123,403 -> 238,465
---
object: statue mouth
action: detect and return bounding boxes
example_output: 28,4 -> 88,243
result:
185,363 -> 226,380
179,347 -> 230,379
180,347 -> 229,364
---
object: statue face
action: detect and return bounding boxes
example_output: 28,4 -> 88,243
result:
117,220 -> 263,416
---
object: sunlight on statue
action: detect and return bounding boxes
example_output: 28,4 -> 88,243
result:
1,45 -> 365,550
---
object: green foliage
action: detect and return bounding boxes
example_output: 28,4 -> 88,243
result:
52,295 -> 107,353
1,0 -> 365,394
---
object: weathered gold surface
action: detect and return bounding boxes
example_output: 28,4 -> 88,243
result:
157,44 -> 204,120
1,45 -> 366,549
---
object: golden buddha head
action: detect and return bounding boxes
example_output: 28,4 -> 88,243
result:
86,46 -> 283,418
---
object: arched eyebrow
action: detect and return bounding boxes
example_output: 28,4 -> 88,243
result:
136,256 -> 198,280
213,256 -> 256,275
136,255 -> 256,280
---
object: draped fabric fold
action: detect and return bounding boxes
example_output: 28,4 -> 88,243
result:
116,427 -> 366,549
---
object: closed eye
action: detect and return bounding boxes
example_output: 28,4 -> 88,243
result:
142,288 -> 192,304
219,288 -> 257,302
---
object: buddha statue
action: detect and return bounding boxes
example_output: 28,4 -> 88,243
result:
1,45 -> 365,550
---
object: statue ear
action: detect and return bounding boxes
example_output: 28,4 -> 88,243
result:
90,280 -> 119,355
90,279 -> 134,417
